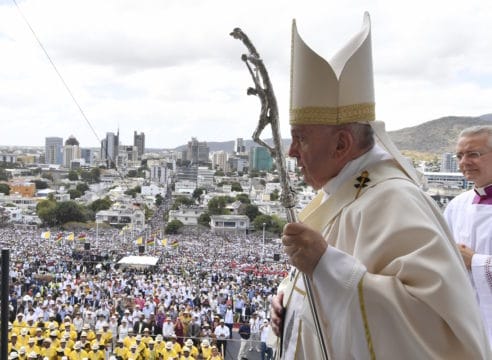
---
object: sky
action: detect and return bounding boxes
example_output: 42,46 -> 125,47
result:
1,0 -> 492,149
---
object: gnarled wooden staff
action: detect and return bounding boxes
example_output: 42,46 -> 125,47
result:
230,28 -> 329,360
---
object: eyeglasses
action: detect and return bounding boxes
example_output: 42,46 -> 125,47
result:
454,150 -> 492,161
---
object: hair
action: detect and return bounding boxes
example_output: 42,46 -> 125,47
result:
339,123 -> 375,150
459,125 -> 492,147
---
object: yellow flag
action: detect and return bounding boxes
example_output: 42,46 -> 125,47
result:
41,231 -> 51,239
161,238 -> 167,246
136,237 -> 143,245
66,232 -> 74,241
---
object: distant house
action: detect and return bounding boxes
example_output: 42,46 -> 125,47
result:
169,207 -> 205,226
210,214 -> 250,235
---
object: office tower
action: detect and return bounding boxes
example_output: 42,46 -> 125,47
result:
63,135 -> 81,168
186,137 -> 209,165
134,131 -> 145,160
45,137 -> 63,165
440,152 -> 458,172
212,151 -> 228,171
80,148 -> 93,165
234,138 -> 246,154
249,146 -> 273,171
101,130 -> 119,168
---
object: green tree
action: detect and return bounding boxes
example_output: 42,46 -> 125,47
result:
192,188 -> 205,200
235,193 -> 251,204
68,170 -> 79,181
270,189 -> 280,201
0,183 -> 10,195
36,198 -> 58,226
198,212 -> 211,228
155,194 -> 164,206
207,196 -> 233,215
90,196 -> 113,212
171,196 -> 195,210
231,182 -> 243,192
68,189 -> 82,199
41,172 -> 54,181
33,179 -> 49,189
76,182 -> 89,193
124,185 -> 141,198
165,219 -> 184,234
0,168 -> 9,181
214,170 -> 225,176
243,204 -> 260,221
55,201 -> 87,224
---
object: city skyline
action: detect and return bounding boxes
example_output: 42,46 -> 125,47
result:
1,1 -> 492,148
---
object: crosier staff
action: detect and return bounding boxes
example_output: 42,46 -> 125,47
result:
230,28 -> 329,360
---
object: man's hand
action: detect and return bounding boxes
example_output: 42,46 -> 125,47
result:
457,243 -> 475,270
282,222 -> 328,277
271,292 -> 284,336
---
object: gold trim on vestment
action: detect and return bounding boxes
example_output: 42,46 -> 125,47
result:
290,103 -> 375,125
358,277 -> 376,360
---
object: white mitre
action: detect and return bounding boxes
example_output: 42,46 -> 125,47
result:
290,12 -> 420,184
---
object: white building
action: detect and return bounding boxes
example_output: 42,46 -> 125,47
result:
210,214 -> 250,235
169,207 -> 205,226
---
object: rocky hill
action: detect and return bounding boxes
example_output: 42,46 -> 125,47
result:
179,114 -> 492,156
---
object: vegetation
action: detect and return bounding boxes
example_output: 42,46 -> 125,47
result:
68,170 -> 79,181
0,183 -> 10,195
198,213 -> 211,228
165,219 -> 184,234
155,194 -> 164,206
171,196 -> 195,210
124,185 -> 141,198
90,196 -> 113,213
207,196 -> 234,215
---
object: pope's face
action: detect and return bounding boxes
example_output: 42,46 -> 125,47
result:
456,133 -> 492,188
289,125 -> 340,189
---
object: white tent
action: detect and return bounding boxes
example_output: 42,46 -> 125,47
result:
117,255 -> 159,268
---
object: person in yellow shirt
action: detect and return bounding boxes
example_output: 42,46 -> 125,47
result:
60,335 -> 74,353
8,333 -> 20,355
24,318 -> 37,337
154,334 -> 165,354
17,346 -> 27,360
133,335 -> 146,357
127,343 -> 142,360
81,324 -> 96,342
24,338 -> 39,355
141,328 -> 152,346
17,328 -> 30,348
179,346 -> 195,360
161,341 -> 178,360
48,331 -> 60,349
91,330 -> 105,349
123,330 -> 136,349
100,323 -> 113,346
13,313 -> 27,332
39,338 -> 57,360
145,340 -> 160,360
200,339 -> 212,360
207,345 -> 223,360
68,341 -> 89,360
170,335 -> 181,355
113,339 -> 128,360
183,339 -> 199,358
87,342 -> 105,360
61,322 -> 77,342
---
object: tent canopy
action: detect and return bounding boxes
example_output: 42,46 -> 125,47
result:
117,255 -> 159,267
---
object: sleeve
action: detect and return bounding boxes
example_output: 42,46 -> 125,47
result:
309,182 -> 490,359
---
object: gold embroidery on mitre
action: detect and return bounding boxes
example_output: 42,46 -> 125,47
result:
290,103 -> 375,125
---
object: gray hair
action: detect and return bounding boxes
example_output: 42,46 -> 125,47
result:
342,123 -> 374,150
459,125 -> 492,147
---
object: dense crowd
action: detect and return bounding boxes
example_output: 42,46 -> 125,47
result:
1,225 -> 287,360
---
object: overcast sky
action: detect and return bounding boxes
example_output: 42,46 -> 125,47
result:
0,0 -> 491,149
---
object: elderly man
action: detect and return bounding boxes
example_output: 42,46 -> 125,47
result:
444,125 -> 492,345
270,12 -> 490,359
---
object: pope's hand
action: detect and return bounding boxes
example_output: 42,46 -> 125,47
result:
271,292 -> 284,336
282,222 -> 328,277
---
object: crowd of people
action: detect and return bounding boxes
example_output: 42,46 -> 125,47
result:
1,225 -> 286,360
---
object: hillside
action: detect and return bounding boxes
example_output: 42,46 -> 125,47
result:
176,114 -> 492,155
388,115 -> 492,153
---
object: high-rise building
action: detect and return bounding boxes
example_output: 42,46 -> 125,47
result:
63,135 -> 81,168
186,137 -> 209,165
80,148 -> 94,165
101,130 -> 119,168
249,146 -> 273,171
134,131 -> 145,160
234,138 -> 246,154
440,152 -> 458,172
45,137 -> 63,165
212,151 -> 229,171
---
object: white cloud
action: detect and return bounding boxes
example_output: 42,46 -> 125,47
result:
0,0 -> 491,148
